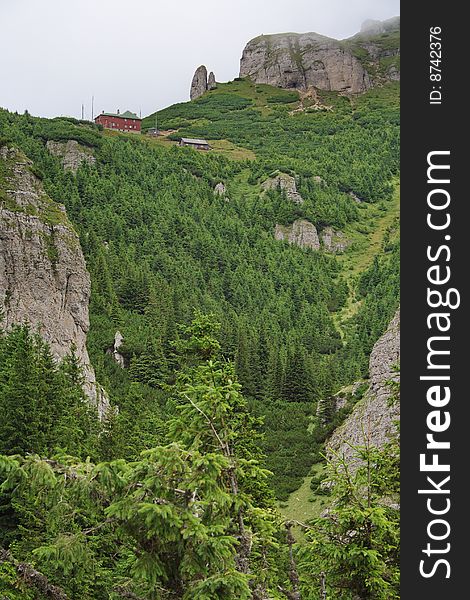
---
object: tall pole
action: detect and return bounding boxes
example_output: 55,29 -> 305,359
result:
91,95 -> 94,121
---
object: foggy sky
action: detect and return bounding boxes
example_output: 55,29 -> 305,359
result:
0,0 -> 399,120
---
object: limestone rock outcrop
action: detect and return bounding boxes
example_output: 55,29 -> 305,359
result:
190,66 -> 218,99
208,71 -> 217,90
327,309 -> 400,463
190,65 -> 208,100
214,182 -> 227,196
0,145 -> 109,418
240,32 -> 371,93
262,173 -> 303,204
108,330 -> 125,368
320,226 -> 350,253
46,140 -> 96,174
239,17 -> 399,92
359,16 -> 400,36
274,219 -> 320,250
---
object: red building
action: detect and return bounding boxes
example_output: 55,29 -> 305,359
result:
94,109 -> 141,133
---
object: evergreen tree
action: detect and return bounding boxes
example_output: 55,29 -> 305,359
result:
0,326 -> 98,458
299,433 -> 400,599
282,346 -> 314,403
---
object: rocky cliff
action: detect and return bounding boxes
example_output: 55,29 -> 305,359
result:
320,226 -> 350,253
261,172 -> 304,204
0,145 -> 109,417
46,140 -> 96,174
274,219 -> 320,250
239,17 -> 399,93
327,309 -> 400,462
358,16 -> 400,36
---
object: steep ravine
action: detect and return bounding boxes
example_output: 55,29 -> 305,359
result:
0,145 -> 109,417
327,308 -> 400,462
280,309 -> 400,526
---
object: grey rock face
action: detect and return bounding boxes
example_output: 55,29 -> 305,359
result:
214,182 -> 226,196
46,140 -> 95,174
112,331 -> 125,368
240,17 -> 400,92
386,64 -> 400,81
208,71 -> 217,90
274,219 -> 320,250
240,32 -> 371,93
320,226 -> 350,253
262,173 -> 304,204
349,191 -> 363,203
190,65 -> 208,100
0,146 -> 109,418
360,16 -> 400,36
327,309 -> 400,464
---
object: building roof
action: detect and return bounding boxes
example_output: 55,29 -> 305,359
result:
120,110 -> 141,119
181,138 -> 209,145
96,110 -> 141,120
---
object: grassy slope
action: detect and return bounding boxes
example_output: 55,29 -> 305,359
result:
139,79 -> 399,501
140,78 -> 399,486
334,180 -> 400,330
279,183 -> 399,527
104,123 -> 256,161
278,462 -> 328,540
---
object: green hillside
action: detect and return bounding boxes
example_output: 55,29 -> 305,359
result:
0,72 -> 399,598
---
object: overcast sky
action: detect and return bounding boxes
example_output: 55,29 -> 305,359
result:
0,0 -> 399,119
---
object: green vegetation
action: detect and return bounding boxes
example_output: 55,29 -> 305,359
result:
342,28 -> 400,82
0,326 -> 99,458
0,77 -> 399,493
146,79 -> 399,204
0,63 -> 399,597
299,434 -> 400,599
0,317 -> 399,599
0,144 -> 71,226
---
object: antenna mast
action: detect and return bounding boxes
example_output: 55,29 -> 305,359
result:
91,95 -> 94,121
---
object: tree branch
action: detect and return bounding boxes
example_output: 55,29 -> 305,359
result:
0,547 -> 69,600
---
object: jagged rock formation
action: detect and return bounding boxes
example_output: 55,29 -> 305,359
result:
190,66 -> 217,99
214,182 -> 226,196
240,32 -> 370,93
327,309 -> 400,464
262,173 -> 303,204
349,17 -> 400,83
0,145 -> 109,418
320,226 -> 350,253
190,65 -> 208,100
239,17 -> 399,92
108,330 -> 125,368
274,219 -> 320,250
208,71 -> 217,90
46,140 -> 95,174
359,16 -> 400,36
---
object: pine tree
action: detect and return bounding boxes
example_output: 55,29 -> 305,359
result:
282,346 -> 314,403
298,433 -> 400,599
0,326 -> 98,458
